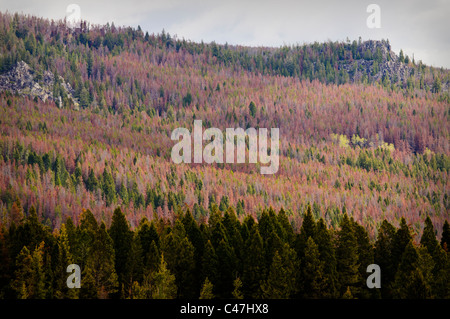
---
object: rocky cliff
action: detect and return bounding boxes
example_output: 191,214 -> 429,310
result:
0,61 -> 79,109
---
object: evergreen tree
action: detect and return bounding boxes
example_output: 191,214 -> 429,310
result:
12,246 -> 33,299
74,209 -> 98,271
262,243 -> 298,299
300,237 -> 327,298
420,216 -> 439,258
313,218 -> 338,298
232,277 -> 244,299
277,208 -> 295,244
199,277 -> 215,299
441,220 -> 450,252
151,254 -> 177,299
54,223 -> 77,299
124,233 -> 144,298
82,222 -> 118,299
201,240 -> 219,290
374,219 -> 396,298
182,210 -> 205,294
108,207 -> 132,296
419,217 -> 450,298
137,217 -> 160,263
101,167 -> 116,206
161,220 -> 195,298
352,218 -> 375,298
336,214 -> 360,297
85,168 -> 99,192
215,238 -> 237,298
0,227 -> 12,298
392,217 -> 412,273
242,225 -> 265,298
295,204 -> 316,260
392,240 -> 418,298
146,240 -> 161,274
12,242 -> 46,299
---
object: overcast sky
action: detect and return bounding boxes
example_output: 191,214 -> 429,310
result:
1,0 -> 449,68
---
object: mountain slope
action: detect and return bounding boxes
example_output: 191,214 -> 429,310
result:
0,12 -> 448,238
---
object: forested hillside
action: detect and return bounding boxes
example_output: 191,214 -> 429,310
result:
0,12 -> 449,299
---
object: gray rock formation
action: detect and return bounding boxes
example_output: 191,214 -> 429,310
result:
0,61 -> 79,109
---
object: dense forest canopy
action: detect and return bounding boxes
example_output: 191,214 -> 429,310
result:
0,12 -> 448,299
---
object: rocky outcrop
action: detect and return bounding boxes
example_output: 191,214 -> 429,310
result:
337,40 -> 415,85
0,61 -> 79,109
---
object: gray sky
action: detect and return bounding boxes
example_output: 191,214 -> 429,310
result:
1,0 -> 449,68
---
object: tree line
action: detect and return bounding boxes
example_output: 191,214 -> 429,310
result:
0,201 -> 449,299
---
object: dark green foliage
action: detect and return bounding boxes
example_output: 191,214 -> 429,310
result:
109,207 -> 132,296
441,220 -> 450,252
336,214 -> 361,297
374,219 -> 396,298
248,101 -> 257,117
392,218 -> 413,272
313,218 -> 338,298
295,204 -> 316,261
242,224 -> 265,298
0,201 -> 446,300
161,220 -> 195,298
299,237 -> 326,298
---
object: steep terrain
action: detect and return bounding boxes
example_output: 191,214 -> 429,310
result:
0,12 -> 448,238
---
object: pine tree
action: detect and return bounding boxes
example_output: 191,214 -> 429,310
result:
161,220 -> 195,298
374,219 -> 396,298
124,233 -> 144,298
242,225 -> 265,298
137,217 -> 160,265
222,208 -> 244,272
392,217 -> 412,273
74,209 -> 98,272
336,214 -> 360,297
313,218 -> 338,298
352,218 -> 375,298
215,238 -> 237,298
12,246 -> 33,298
420,216 -> 438,256
199,277 -> 215,299
232,277 -> 244,299
431,245 -> 450,298
83,222 -> 118,299
0,227 -> 12,298
182,209 -> 205,294
418,217 -> 450,297
85,168 -> 99,192
54,223 -> 77,299
101,168 -> 116,206
262,243 -> 298,299
295,204 -> 316,260
261,251 -> 285,298
301,237 -> 327,298
12,242 -> 46,299
441,220 -> 450,252
108,207 -> 132,296
151,254 -> 177,299
392,240 -> 419,298
277,208 -> 295,244
201,240 -> 219,290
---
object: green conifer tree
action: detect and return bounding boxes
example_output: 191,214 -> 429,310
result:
151,254 -> 177,299
199,277 -> 215,299
242,225 -> 265,298
374,219 -> 396,298
301,237 -> 327,298
109,207 -> 132,296
313,218 -> 338,298
336,214 -> 360,297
